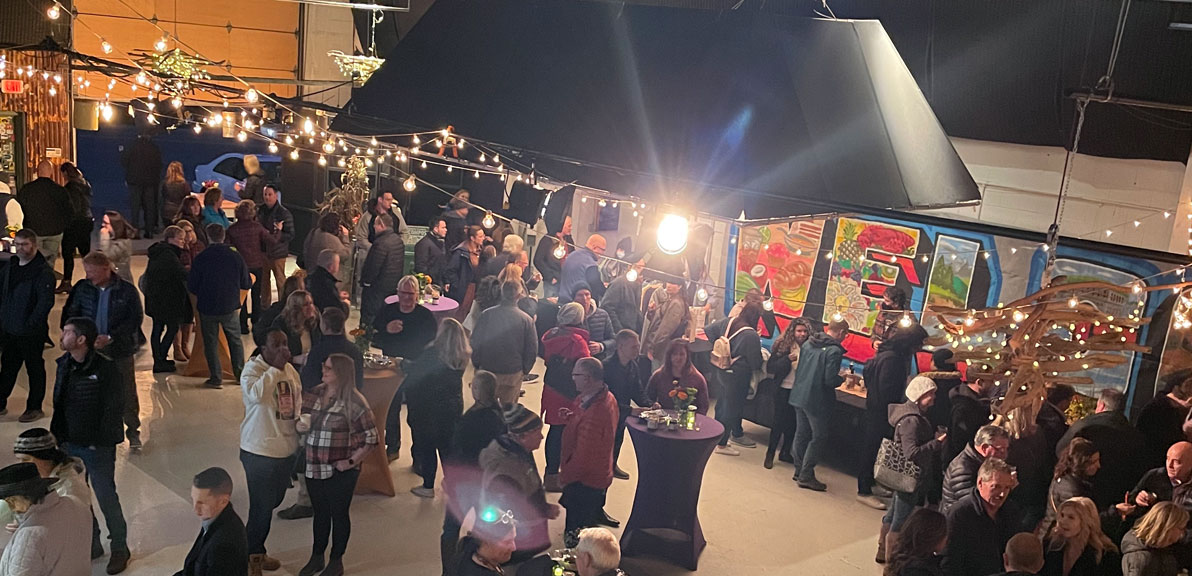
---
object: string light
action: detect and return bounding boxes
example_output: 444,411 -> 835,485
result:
192,123 -> 201,134
267,142 -> 278,154
482,211 -> 496,229
237,131 -> 247,142
403,175 -> 417,192
317,155 -> 327,166
290,148 -> 300,160
154,37 -> 168,52
46,4 -> 61,20
244,88 -> 258,103
625,269 -> 639,282
553,243 -> 567,259
899,314 -> 913,328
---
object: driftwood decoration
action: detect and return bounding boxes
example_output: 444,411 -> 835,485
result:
926,280 -> 1192,436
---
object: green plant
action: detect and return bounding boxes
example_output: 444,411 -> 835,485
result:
318,155 -> 370,240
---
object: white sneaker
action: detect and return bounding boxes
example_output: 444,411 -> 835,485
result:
715,445 -> 741,456
856,495 -> 888,510
410,486 -> 435,499
871,485 -> 894,498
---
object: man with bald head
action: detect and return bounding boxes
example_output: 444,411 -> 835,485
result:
1130,441 -> 1192,513
15,160 -> 71,269
989,533 -> 1045,576
558,234 -> 607,305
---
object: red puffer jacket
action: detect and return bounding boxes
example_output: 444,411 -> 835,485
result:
560,388 -> 619,490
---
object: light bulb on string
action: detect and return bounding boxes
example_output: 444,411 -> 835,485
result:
1068,297 -> 1078,308
479,153 -> 486,163
267,142 -> 278,154
323,141 -> 335,154
303,117 -> 314,134
446,166 -> 453,173
403,175 -> 417,192
317,155 -> 326,166
155,37 -> 168,52
100,41 -> 113,54
761,297 -> 773,311
899,314 -> 913,328
237,131 -> 247,142
420,160 -> 428,169
337,158 -> 346,167
625,269 -> 639,283
48,86 -> 56,96
192,123 -> 201,134
553,244 -> 567,260
458,139 -> 465,149
244,88 -> 258,103
412,135 -> 420,145
46,4 -> 61,19
284,135 -> 294,145
474,170 -> 480,179
290,149 -> 300,160
656,213 -> 688,255
482,211 -> 496,229
101,104 -> 113,121
171,96 -> 182,108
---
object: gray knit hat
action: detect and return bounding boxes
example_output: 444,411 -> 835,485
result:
503,404 -> 543,435
13,428 -> 57,456
557,302 -> 585,327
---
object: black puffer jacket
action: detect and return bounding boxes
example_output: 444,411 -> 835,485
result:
360,228 -> 405,294
401,349 -> 465,429
941,444 -> 984,513
946,384 -> 991,464
863,325 -> 926,419
0,252 -> 54,337
920,370 -> 962,429
142,241 -> 190,324
50,351 -> 124,447
62,276 -> 144,359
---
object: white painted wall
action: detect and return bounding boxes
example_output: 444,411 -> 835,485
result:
922,138 -> 1190,255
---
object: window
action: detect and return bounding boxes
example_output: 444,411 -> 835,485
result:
214,157 -> 248,180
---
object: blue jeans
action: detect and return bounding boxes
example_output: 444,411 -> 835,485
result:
793,406 -> 828,482
199,311 -> 245,384
882,490 -> 916,531
64,443 -> 128,551
715,369 -> 750,446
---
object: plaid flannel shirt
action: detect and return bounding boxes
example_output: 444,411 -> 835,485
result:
303,393 -> 379,480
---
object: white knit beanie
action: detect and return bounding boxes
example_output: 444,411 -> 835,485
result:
905,375 -> 937,402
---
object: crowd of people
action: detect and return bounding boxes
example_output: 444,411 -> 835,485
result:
6,151 -> 1192,576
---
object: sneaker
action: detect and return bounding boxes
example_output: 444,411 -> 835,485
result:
411,486 -> 435,499
203,380 -> 223,390
277,504 -> 314,520
17,410 -> 43,423
856,494 -> 889,510
730,435 -> 757,448
714,445 -> 740,456
127,435 -> 142,450
613,466 -> 630,480
106,549 -> 130,574
543,473 -> 562,493
798,478 -> 828,492
523,373 -> 540,382
871,485 -> 894,498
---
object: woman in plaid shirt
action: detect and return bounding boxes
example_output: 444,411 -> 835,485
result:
296,353 -> 378,576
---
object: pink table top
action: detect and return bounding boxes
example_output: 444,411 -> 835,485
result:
382,294 -> 459,314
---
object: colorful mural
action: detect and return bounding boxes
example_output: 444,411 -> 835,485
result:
730,213 -> 1186,406
733,221 -> 822,322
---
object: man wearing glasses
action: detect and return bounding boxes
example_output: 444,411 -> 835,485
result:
372,275 -> 436,462
558,357 -> 619,547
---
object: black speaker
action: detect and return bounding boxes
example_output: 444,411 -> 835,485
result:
280,158 -> 326,256
541,185 -> 575,234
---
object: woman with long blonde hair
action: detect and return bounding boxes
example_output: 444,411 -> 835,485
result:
1042,497 -> 1118,576
402,318 -> 470,498
296,353 -> 377,576
270,290 -> 320,365
1122,501 -> 1188,576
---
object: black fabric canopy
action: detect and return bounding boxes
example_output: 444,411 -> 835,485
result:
335,0 -> 980,219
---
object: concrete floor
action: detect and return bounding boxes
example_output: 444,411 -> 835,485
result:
0,252 -> 888,575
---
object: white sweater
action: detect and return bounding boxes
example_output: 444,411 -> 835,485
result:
240,356 -> 301,458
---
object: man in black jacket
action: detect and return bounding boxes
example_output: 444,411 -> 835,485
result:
256,185 -> 294,309
360,214 -> 404,326
173,467 -> 248,576
0,230 -> 55,421
945,376 -> 994,464
415,217 -> 448,284
1127,441 -> 1192,516
1056,388 -> 1149,510
143,227 -> 190,373
942,458 -> 1029,576
604,330 -> 651,480
189,224 -> 252,390
308,249 -> 348,315
15,160 -> 71,269
53,317 -> 131,573
120,133 -> 162,237
62,251 -> 145,449
940,424 -> 1010,513
858,324 -> 927,506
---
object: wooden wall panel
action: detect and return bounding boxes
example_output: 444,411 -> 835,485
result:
0,51 -> 73,182
73,0 -> 300,101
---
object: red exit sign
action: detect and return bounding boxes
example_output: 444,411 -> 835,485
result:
0,79 -> 25,94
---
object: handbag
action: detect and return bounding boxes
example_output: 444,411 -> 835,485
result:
874,415 -> 921,494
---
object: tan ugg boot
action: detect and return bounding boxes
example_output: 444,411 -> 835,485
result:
249,554 -> 264,576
